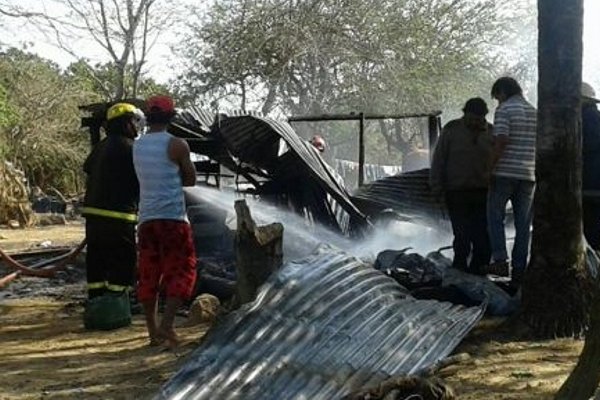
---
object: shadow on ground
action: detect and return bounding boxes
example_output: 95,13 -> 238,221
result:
442,318 -> 582,400
0,298 -> 210,400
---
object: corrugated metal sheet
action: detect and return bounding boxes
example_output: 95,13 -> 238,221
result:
218,116 -> 368,230
156,247 -> 484,400
173,107 -> 217,135
352,169 -> 449,228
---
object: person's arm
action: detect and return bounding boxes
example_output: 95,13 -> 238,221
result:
491,106 -> 510,169
491,135 -> 509,169
429,124 -> 450,196
168,137 -> 197,186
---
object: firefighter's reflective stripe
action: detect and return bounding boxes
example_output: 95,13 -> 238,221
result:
81,206 -> 137,222
87,281 -> 130,291
87,282 -> 107,289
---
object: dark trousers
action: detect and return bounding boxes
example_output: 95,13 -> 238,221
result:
583,198 -> 600,249
85,216 -> 136,299
445,189 -> 491,272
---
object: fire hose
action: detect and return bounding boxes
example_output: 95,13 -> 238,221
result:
0,239 -> 87,288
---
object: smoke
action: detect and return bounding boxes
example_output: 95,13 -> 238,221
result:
353,220 -> 452,261
185,186 -> 452,261
185,186 -> 353,259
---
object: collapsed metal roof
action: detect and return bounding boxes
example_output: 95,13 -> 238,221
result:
156,247 -> 484,400
169,107 -> 369,233
352,169 -> 449,228
80,103 -> 445,232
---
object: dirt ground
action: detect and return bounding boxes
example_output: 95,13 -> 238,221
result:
0,223 -> 212,400
443,320 -> 582,399
0,223 -> 85,251
0,298 -> 210,400
0,224 -> 586,399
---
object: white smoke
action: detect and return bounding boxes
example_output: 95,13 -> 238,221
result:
184,186 -> 452,261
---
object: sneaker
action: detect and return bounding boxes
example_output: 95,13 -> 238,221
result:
481,260 -> 510,277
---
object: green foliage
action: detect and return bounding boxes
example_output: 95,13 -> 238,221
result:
0,83 -> 18,159
175,0 -> 536,161
0,48 -> 90,194
0,84 -> 18,128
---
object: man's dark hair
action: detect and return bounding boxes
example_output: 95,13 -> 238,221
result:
491,77 -> 523,98
146,110 -> 175,124
463,97 -> 488,116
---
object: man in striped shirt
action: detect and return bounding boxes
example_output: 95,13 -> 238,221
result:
483,77 -> 536,286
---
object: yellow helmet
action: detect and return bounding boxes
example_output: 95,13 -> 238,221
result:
106,103 -> 138,121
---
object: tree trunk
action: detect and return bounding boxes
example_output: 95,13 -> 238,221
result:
234,199 -> 283,305
556,250 -> 600,399
521,0 -> 589,338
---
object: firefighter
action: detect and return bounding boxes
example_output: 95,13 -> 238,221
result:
82,102 -> 142,300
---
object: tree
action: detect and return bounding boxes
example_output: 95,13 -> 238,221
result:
521,0 -> 590,339
175,0 -> 536,162
0,48 -> 91,194
555,253 -> 600,399
66,59 -> 169,100
0,0 -> 169,100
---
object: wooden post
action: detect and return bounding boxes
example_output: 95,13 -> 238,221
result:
234,199 -> 283,305
428,115 -> 439,164
358,112 -> 365,187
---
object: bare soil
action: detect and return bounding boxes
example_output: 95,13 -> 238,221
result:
0,225 -> 585,399
443,320 -> 582,399
0,223 -> 85,251
0,223 -> 211,400
0,298 -> 210,400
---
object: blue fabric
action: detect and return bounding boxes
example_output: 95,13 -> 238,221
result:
583,104 -> 600,191
487,176 -> 535,270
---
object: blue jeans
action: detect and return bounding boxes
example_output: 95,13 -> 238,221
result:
487,176 -> 535,270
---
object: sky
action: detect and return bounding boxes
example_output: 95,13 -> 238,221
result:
1,0 -> 599,90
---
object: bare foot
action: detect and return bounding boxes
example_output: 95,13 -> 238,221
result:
148,336 -> 165,347
157,327 -> 180,349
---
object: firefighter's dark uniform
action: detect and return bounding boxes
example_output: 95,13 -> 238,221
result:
82,134 -> 139,298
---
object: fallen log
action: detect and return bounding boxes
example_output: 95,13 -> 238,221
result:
0,239 -> 86,286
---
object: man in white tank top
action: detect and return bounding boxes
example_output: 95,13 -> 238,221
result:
133,95 -> 197,347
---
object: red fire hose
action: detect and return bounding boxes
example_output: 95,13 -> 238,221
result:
0,239 -> 87,288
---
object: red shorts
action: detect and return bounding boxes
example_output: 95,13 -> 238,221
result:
137,220 -> 197,303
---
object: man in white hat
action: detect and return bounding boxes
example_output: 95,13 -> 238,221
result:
582,82 -> 600,249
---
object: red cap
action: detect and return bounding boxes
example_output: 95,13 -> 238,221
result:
146,95 -> 175,114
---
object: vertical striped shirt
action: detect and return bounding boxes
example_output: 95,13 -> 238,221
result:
133,131 -> 187,224
493,95 -> 537,181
